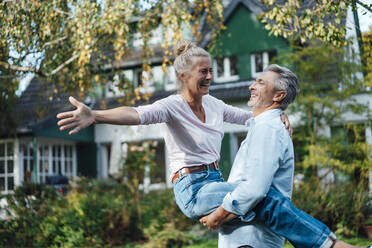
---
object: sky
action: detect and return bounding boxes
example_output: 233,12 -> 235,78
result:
358,0 -> 372,32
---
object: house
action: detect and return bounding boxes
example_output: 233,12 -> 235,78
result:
0,77 -> 98,193
0,0 -> 369,194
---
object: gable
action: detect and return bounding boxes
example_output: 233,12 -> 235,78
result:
212,3 -> 290,80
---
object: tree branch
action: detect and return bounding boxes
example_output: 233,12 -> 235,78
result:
356,0 -> 372,13
0,61 -> 40,74
46,53 -> 80,76
1,52 -> 79,77
0,74 -> 18,79
41,36 -> 68,50
55,8 -> 72,16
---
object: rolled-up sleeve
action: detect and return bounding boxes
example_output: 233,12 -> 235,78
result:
134,99 -> 170,125
221,123 -> 283,215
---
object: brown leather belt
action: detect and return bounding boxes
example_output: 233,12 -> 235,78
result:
172,161 -> 219,183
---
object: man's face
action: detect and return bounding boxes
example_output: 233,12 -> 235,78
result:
248,71 -> 279,109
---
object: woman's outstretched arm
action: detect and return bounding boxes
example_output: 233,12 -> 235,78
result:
57,96 -> 140,135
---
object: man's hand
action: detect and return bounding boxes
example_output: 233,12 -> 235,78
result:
280,113 -> 292,136
57,96 -> 95,135
199,206 -> 237,229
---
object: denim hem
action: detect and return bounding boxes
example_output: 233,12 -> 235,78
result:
319,232 -> 337,248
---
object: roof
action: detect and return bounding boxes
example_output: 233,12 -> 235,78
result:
104,79 -> 253,109
99,45 -> 173,72
201,0 -> 268,48
201,0 -> 352,48
10,76 -> 74,135
7,74 -> 252,137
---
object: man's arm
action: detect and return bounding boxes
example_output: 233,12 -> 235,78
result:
201,123 -> 283,228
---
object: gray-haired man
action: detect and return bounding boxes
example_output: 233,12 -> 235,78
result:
200,65 -> 356,248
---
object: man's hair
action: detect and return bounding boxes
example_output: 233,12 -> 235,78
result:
264,64 -> 300,110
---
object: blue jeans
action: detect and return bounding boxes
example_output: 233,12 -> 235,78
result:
173,169 -> 336,248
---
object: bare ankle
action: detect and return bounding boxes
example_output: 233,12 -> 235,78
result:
332,240 -> 358,248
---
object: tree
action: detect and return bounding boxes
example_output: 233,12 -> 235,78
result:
0,45 -> 18,136
362,26 -> 372,87
2,0 -> 371,95
259,0 -> 372,46
0,0 -> 224,95
280,42 -> 371,185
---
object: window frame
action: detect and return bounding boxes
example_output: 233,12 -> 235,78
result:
35,142 -> 77,184
0,140 -> 16,194
250,50 -> 277,78
122,139 -> 167,192
19,140 -> 77,185
213,56 -> 239,83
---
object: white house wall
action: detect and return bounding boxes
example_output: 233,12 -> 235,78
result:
340,93 -> 372,122
366,127 -> 372,195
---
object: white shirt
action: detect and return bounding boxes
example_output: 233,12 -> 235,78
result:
134,94 -> 252,177
219,109 -> 294,248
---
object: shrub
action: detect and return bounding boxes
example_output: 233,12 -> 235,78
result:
293,177 -> 372,237
0,179 -> 196,247
0,183 -> 58,247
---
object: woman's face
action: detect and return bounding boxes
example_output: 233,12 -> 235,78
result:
180,56 -> 213,97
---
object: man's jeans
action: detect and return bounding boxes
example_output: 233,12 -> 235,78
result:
173,169 -> 336,248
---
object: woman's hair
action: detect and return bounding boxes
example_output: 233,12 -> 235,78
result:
173,40 -> 211,86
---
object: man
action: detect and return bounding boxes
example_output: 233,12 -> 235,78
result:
200,64 -> 357,248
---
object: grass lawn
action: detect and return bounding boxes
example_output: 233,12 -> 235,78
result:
186,237 -> 371,248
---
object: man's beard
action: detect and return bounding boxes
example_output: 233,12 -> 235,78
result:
248,97 -> 272,109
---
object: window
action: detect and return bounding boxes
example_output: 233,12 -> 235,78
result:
134,68 -> 143,87
251,50 -> 277,77
140,66 -> 163,91
0,141 -> 15,193
105,70 -> 133,98
164,66 -> 177,91
35,143 -> 76,183
132,26 -> 163,48
213,56 -> 239,83
150,141 -> 166,184
123,140 -> 166,191
20,142 -> 33,182
151,66 -> 165,90
138,65 -> 177,92
105,65 -> 176,96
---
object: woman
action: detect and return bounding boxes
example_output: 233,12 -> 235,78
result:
57,40 -> 355,248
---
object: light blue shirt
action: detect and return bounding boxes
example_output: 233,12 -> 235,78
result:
219,108 -> 295,248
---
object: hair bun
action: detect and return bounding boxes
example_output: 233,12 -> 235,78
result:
175,40 -> 195,56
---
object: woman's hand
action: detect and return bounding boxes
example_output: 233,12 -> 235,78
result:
57,96 -> 95,135
280,113 -> 292,136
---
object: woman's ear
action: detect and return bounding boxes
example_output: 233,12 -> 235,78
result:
177,72 -> 184,82
273,90 -> 286,103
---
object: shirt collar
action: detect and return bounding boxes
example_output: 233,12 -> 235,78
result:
245,108 -> 283,127
255,108 -> 283,124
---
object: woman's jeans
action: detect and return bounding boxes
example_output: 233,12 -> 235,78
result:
173,169 -> 336,248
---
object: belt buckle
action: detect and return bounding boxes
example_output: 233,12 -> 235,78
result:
180,168 -> 188,176
213,161 -> 219,170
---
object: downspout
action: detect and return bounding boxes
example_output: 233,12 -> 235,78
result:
353,1 -> 365,76
33,137 -> 37,183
